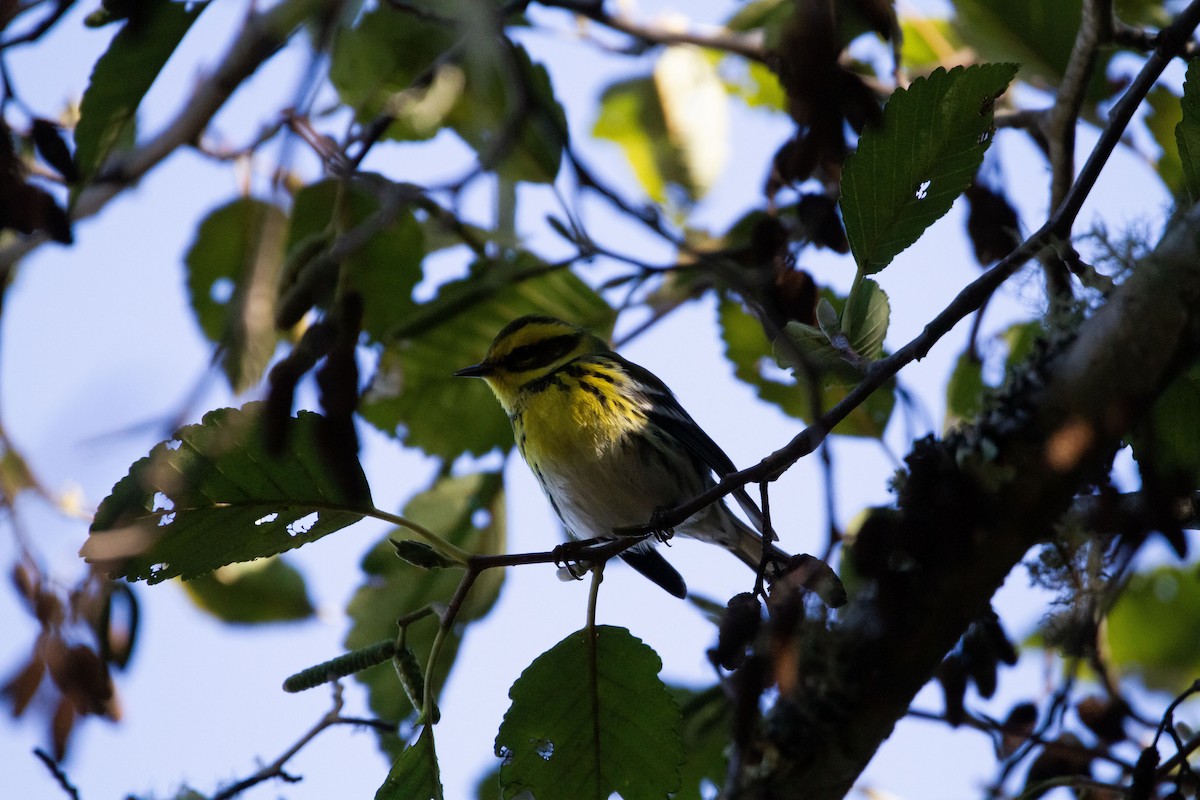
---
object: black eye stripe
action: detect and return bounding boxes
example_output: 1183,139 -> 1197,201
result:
500,334 -> 580,371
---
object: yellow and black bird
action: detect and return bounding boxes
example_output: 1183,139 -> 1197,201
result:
455,315 -> 789,597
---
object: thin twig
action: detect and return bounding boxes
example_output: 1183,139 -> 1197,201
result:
614,0 -> 1200,538
32,749 -> 80,800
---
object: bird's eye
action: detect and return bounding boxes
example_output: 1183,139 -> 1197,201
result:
501,334 -> 579,372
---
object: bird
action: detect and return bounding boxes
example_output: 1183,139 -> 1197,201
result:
454,314 -> 791,598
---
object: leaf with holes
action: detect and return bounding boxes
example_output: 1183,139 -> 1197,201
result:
840,63 -> 1017,274
495,625 -> 683,800
82,403 -> 372,584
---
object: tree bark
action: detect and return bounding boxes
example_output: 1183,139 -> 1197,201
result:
755,205 -> 1200,799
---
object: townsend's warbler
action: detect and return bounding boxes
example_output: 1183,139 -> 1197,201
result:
454,315 -> 790,598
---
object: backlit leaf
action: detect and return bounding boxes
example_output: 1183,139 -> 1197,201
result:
1105,565 -> 1200,694
82,403 -> 371,584
841,63 -> 1017,274
346,472 -> 505,758
361,253 -> 612,458
495,626 -> 683,800
185,198 -> 288,392
181,556 -> 315,624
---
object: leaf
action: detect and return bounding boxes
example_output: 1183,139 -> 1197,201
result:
495,626 -> 684,800
376,725 -> 443,800
945,350 -> 985,428
1147,86 -> 1185,198
328,6 -> 457,140
593,46 -> 729,203
719,299 -> 895,438
1128,364 -> 1200,485
284,177 -> 425,342
840,63 -> 1017,274
1105,565 -> 1200,694
653,45 -> 729,199
74,0 -> 209,180
449,42 -> 567,184
720,57 -> 786,111
841,277 -> 890,360
360,253 -> 613,458
950,1 -> 1096,96
345,472 -> 505,757
185,198 -> 288,392
900,15 -> 966,71
180,556 -> 315,624
82,403 -> 372,584
1177,59 -> 1200,204
670,685 -> 732,799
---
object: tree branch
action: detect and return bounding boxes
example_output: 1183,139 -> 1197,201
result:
0,0 -> 326,282
753,200 -> 1200,798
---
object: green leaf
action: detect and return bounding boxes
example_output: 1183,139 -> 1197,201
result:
900,16 -> 966,71
346,472 -> 505,757
1128,364 -> 1200,485
841,277 -> 890,360
449,42 -> 567,184
82,403 -> 372,584
840,63 -> 1017,274
329,6 -> 457,140
495,626 -> 684,800
361,253 -> 613,458
376,726 -> 443,800
720,57 -> 786,111
180,556 -> 315,624
719,299 -> 894,438
284,177 -> 425,342
670,685 -> 732,799
950,1 -> 1094,95
74,0 -> 209,180
1105,565 -> 1200,694
593,46 -> 728,203
945,350 -> 985,428
1177,59 -> 1200,204
185,198 -> 288,392
1147,86 -> 1185,197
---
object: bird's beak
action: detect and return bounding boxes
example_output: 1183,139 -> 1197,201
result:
454,362 -> 492,378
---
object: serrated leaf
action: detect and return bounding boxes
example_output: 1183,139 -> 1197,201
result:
841,277 -> 890,360
284,177 -> 425,342
185,198 -> 288,392
719,299 -> 894,438
346,472 -> 505,757
841,63 -> 1017,274
1177,59 -> 1200,204
361,253 -> 613,458
1105,565 -> 1200,694
180,556 -> 315,624
376,725 -> 443,800
495,626 -> 684,800
82,403 -> 372,584
74,0 -> 209,180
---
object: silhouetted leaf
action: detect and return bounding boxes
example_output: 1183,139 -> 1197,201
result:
82,403 -> 371,584
1176,59 -> 1200,204
841,63 -> 1017,274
